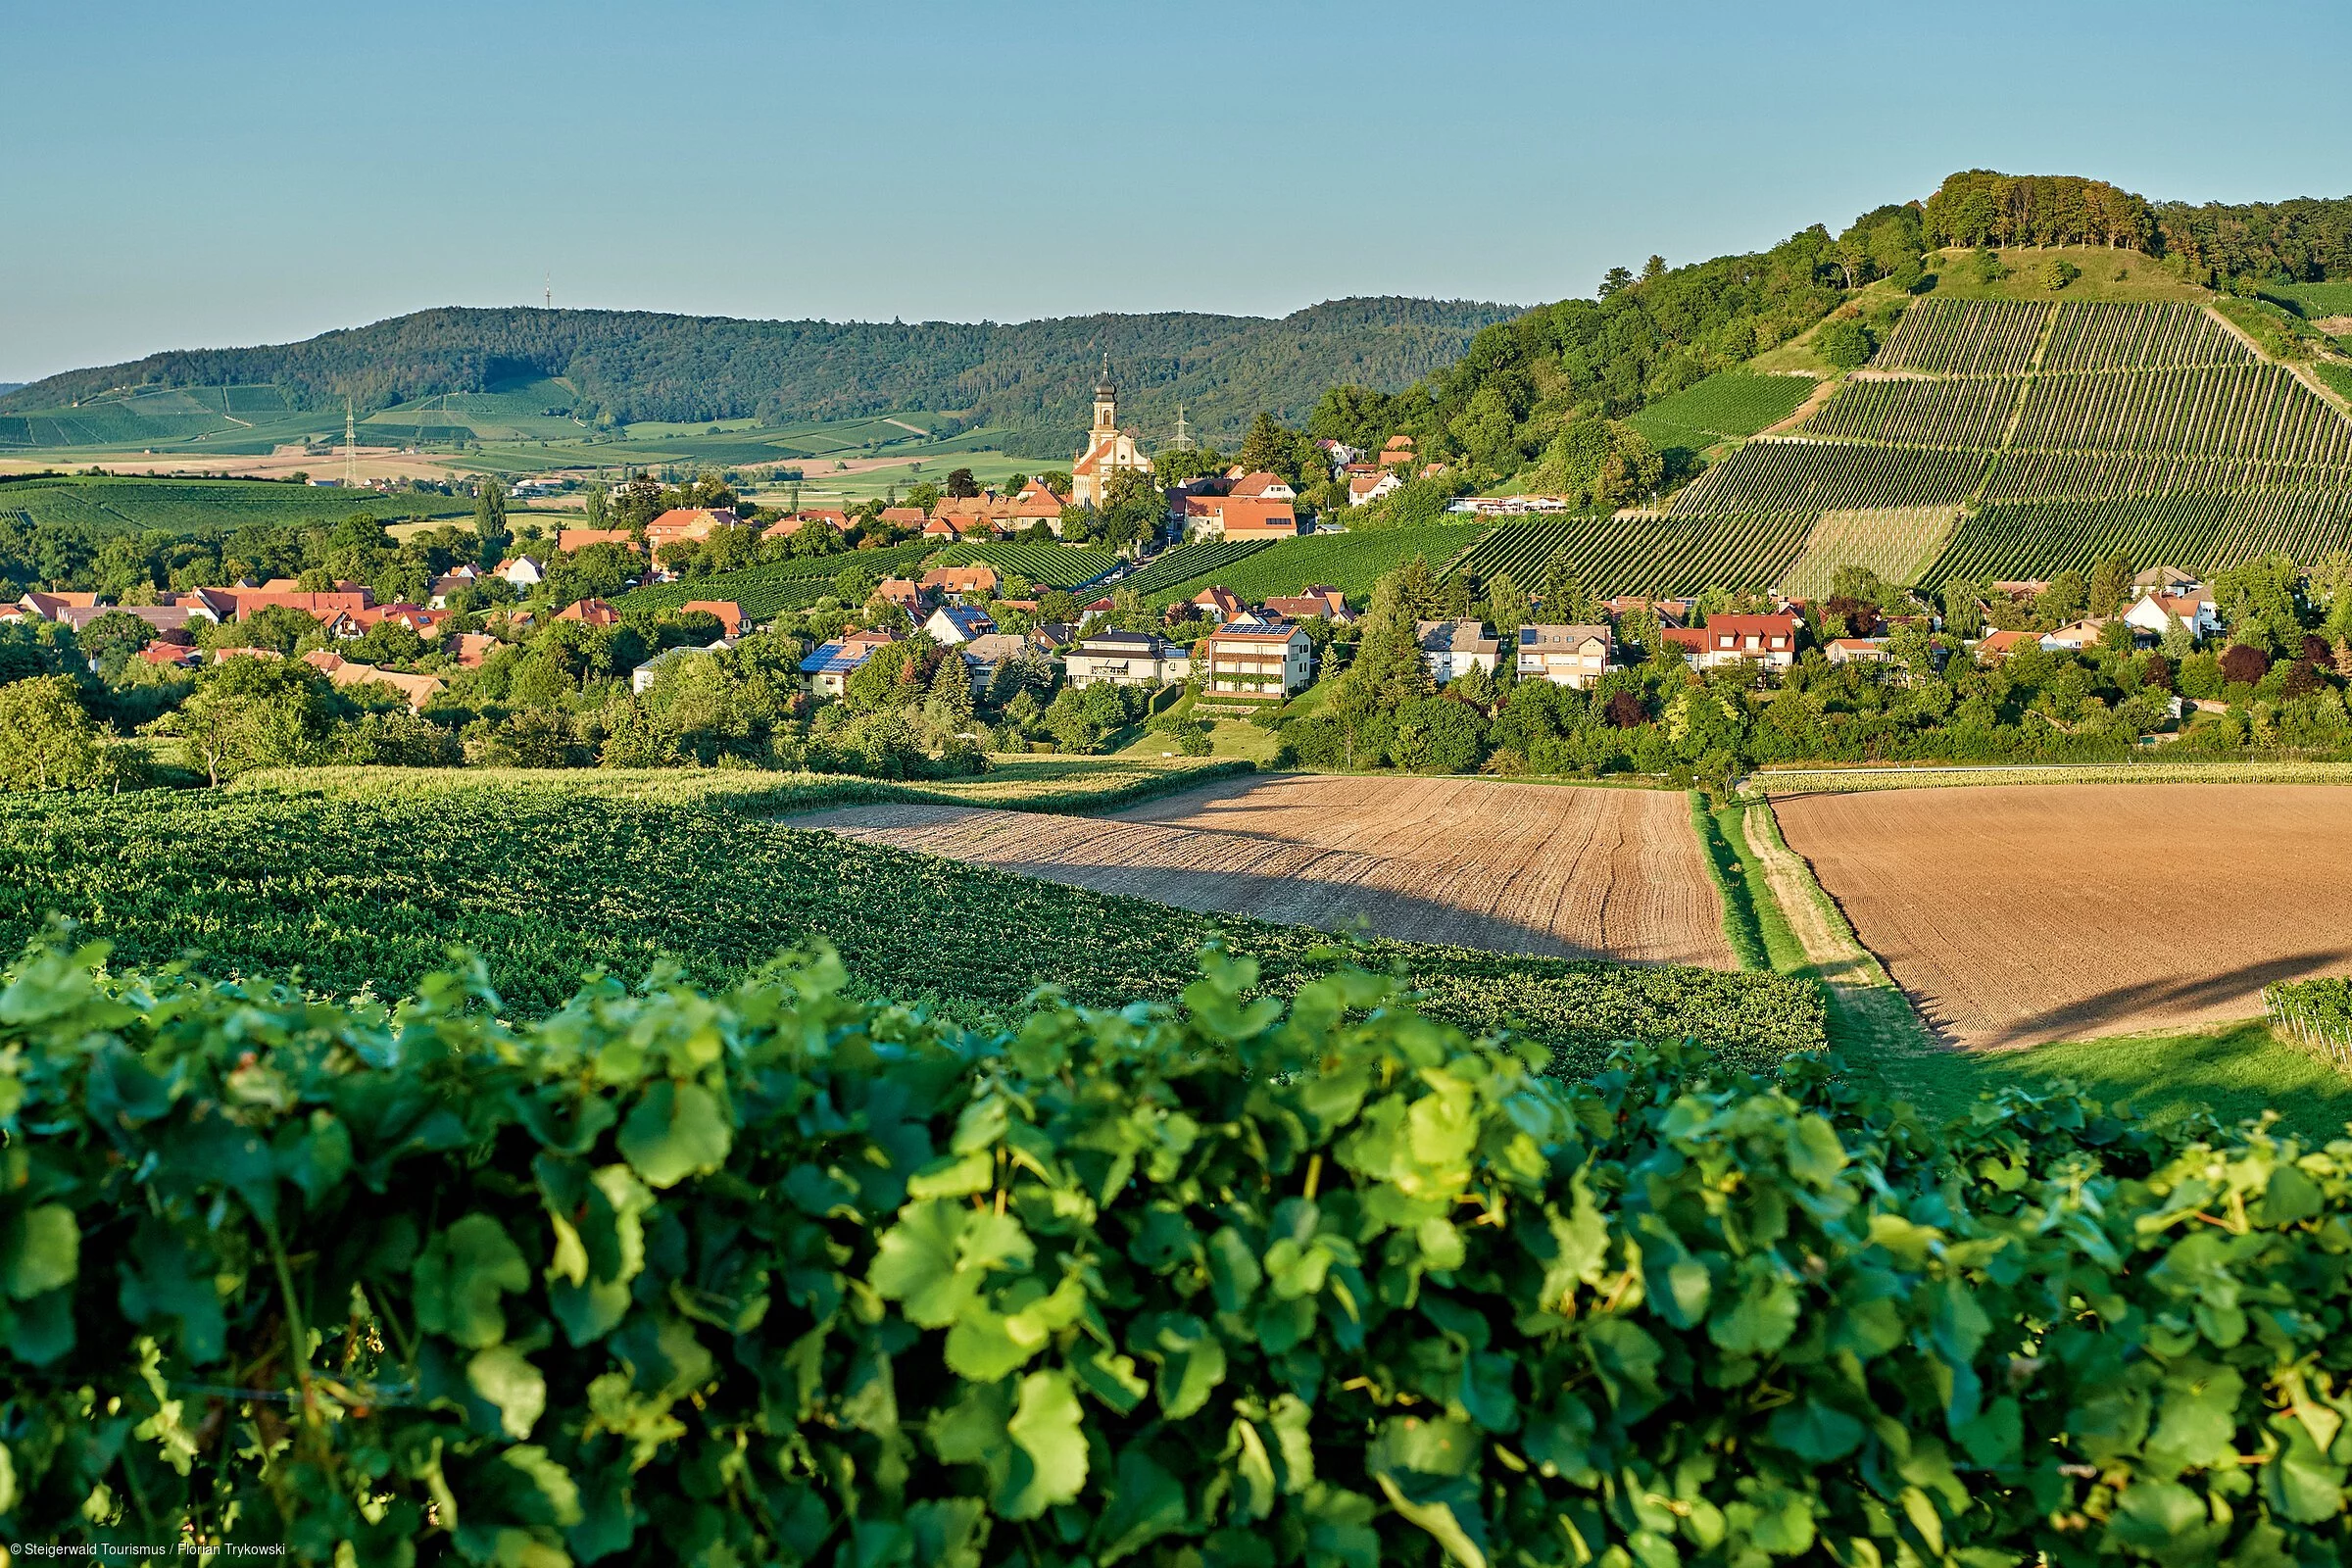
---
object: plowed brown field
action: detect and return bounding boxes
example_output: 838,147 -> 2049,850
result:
794,774 -> 1731,967
1775,783 -> 2352,1048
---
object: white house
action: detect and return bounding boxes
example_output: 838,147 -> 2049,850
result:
1065,629 -> 1186,688
1198,623 -> 1313,699
1516,623 -> 1612,688
1417,620 -> 1501,683
2121,590 -> 2220,642
500,556 -> 547,589
1348,470 -> 1401,507
923,604 -> 997,645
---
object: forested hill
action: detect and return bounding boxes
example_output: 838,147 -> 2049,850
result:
0,297 -> 1518,448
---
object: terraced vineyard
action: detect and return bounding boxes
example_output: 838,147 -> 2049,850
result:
1447,513 -> 1816,597
923,540 -> 1119,587
1653,297 -> 2352,592
1871,298 -> 2050,375
1777,508 -> 1962,599
1918,493 -> 2352,591
1805,376 -> 2018,448
0,473 -> 477,535
2012,363 -> 2352,463
1111,536 -> 1274,597
2039,301 -> 2252,370
1670,439 -> 1989,513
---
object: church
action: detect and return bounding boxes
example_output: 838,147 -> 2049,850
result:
1070,359 -> 1149,507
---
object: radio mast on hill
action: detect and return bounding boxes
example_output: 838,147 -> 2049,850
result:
344,399 -> 359,489
545,271 -> 552,311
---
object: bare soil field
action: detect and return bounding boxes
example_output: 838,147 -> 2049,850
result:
1775,783 -> 2352,1049
795,773 -> 1731,967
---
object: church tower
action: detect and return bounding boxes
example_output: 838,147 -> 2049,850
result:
1071,354 -> 1147,507
1093,357 -> 1118,433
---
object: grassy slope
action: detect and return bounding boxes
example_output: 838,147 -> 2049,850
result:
1140,523 -> 1490,608
0,770 -> 1823,1070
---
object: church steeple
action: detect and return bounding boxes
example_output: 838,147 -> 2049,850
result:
1093,355 -> 1117,432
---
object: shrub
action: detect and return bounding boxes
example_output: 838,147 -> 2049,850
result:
1816,318 -> 1877,369
2221,643 -> 2273,687
5,940 -> 2352,1562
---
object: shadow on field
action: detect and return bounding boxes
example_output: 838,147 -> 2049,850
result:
1981,948 -> 2352,1049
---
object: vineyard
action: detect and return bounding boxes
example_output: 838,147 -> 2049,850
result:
1804,376 -> 2018,448
2039,300 -> 2253,370
1776,508 -> 1961,599
1447,513 -> 1816,597
2010,362 -> 2352,463
0,383 -> 310,449
923,539 -> 1120,587
1140,522 -> 1490,606
616,540 -> 938,616
1917,492 -> 2352,590
1981,448 -> 2352,502
1623,370 -> 1812,451
1669,438 -> 1989,513
1110,536 -> 1274,597
1870,298 -> 2050,375
0,473 -> 477,536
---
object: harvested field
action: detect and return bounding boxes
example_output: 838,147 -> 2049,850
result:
795,774 -> 1731,968
1774,783 -> 2352,1049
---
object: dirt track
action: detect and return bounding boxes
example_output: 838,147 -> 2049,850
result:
796,774 -> 1731,967
1775,783 -> 2352,1048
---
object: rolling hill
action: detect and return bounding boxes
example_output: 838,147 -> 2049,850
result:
0,297 -> 1520,459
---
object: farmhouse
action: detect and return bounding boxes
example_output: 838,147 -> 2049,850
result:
1065,629 -> 1186,689
1516,623 -> 1613,688
1071,363 -> 1149,507
1695,612 -> 1798,669
1417,620 -> 1501,682
1198,623 -> 1313,699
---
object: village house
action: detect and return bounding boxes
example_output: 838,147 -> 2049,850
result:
1187,585 -> 1244,623
499,555 -> 547,588
1065,628 -> 1186,688
680,599 -> 747,637
631,642 -> 725,694
301,650 -> 446,711
2130,565 -> 2200,597
1972,629 -> 2039,662
924,603 -> 997,645
798,627 -> 898,697
919,564 -> 1001,602
875,578 -> 926,613
645,508 -> 741,553
1694,612 -> 1799,670
1416,620 -> 1501,682
957,632 -> 1035,692
1348,470 -> 1402,507
1071,363 -> 1149,507
1378,434 -> 1417,471
1182,494 -> 1307,540
1262,586 -> 1353,624
1198,621 -> 1313,699
555,598 -> 621,627
1229,470 -> 1296,502
1825,637 -> 1894,665
1516,623 -> 1613,688
2120,588 -> 2220,641
453,632 -> 501,668
2041,619 -> 2110,652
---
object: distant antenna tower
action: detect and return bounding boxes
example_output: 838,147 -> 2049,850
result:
344,398 -> 359,489
1169,405 -> 1198,453
544,271 -> 553,311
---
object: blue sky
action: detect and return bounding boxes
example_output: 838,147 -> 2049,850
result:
5,0 -> 2349,383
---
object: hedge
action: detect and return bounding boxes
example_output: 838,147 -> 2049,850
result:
3,938 -> 2351,1563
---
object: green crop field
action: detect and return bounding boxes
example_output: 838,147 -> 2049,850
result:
0,779 -> 1824,1065
0,473 -> 477,536
1109,537 -> 1274,598
614,540 -> 939,617
1143,522 -> 1491,607
1447,514 -> 1817,598
1624,371 -> 1812,453
2264,281 -> 2352,320
924,540 -> 1118,588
